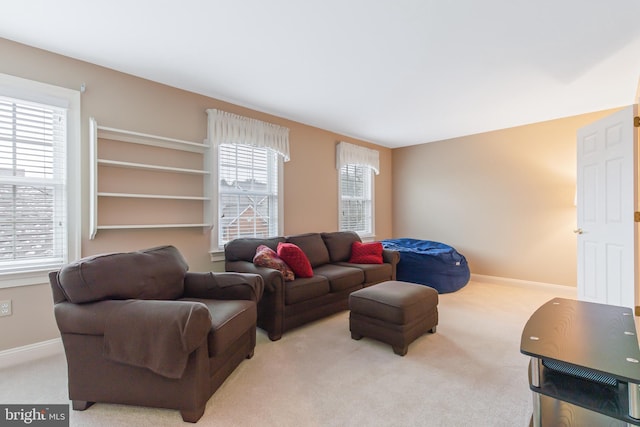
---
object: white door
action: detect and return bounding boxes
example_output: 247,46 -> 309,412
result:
576,105 -> 638,309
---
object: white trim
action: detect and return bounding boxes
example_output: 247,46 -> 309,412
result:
210,250 -> 225,262
0,73 -> 81,288
0,338 -> 63,369
339,165 -> 375,235
0,271 -> 49,289
65,86 -> 82,267
210,140 -> 284,252
471,273 -> 577,296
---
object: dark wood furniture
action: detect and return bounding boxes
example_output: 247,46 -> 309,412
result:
520,298 -> 640,426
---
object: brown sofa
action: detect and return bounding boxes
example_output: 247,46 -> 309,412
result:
224,231 -> 400,341
49,245 -> 263,423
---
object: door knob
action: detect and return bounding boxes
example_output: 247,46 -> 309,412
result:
573,228 -> 584,234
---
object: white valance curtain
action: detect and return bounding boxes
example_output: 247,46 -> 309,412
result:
336,141 -> 380,175
207,109 -> 290,161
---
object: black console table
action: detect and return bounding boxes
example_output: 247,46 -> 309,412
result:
520,298 -> 640,426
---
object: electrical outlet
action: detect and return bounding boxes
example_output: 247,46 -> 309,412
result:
0,300 -> 11,317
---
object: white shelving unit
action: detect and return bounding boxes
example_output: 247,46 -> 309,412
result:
89,117 -> 212,239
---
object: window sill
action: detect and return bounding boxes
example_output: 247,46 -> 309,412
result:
209,250 -> 225,263
359,233 -> 376,243
0,270 -> 53,289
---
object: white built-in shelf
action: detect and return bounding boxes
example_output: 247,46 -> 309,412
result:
97,223 -> 212,230
97,125 -> 209,153
97,159 -> 209,175
98,192 -> 210,201
89,117 -> 212,239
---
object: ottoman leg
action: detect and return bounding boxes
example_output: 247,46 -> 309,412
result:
430,325 -> 437,333
393,345 -> 408,357
351,332 -> 363,340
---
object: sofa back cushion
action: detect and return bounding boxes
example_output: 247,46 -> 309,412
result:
57,245 -> 188,304
285,233 -> 330,268
225,237 -> 285,263
321,231 -> 362,262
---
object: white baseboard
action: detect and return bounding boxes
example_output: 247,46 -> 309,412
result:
0,338 -> 63,370
470,274 -> 577,296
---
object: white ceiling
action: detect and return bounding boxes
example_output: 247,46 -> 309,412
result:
2,0 -> 640,148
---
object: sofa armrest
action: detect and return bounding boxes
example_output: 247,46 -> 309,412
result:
382,249 -> 400,280
184,272 -> 264,302
225,260 -> 284,294
383,249 -> 400,265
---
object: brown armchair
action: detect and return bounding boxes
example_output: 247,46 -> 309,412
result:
49,245 -> 263,423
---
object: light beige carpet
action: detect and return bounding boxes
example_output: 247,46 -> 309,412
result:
1,280 -> 576,426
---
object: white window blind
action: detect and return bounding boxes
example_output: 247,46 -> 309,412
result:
339,164 -> 373,234
0,96 -> 67,273
208,109 -> 288,252
337,141 -> 378,236
218,144 -> 279,245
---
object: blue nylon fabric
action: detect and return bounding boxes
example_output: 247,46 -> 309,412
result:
381,238 -> 470,293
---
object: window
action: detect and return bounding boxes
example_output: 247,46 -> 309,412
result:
207,109 -> 289,254
339,164 -> 373,235
336,141 -> 379,238
218,144 -> 280,245
0,74 -> 80,287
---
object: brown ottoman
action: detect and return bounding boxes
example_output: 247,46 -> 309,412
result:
349,280 -> 438,356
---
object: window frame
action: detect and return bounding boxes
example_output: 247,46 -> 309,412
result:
338,163 -> 375,239
0,73 -> 81,289
210,142 -> 284,260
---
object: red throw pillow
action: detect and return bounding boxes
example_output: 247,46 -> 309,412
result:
277,242 -> 313,278
253,245 -> 295,281
349,241 -> 383,264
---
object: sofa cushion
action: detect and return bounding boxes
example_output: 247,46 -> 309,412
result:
286,233 -> 330,267
57,245 -> 188,304
225,237 -> 285,263
337,262 -> 393,284
285,276 -> 331,305
182,298 -> 256,357
321,231 -> 361,262
253,245 -> 295,281
313,264 -> 365,292
277,242 -> 313,278
349,241 -> 383,264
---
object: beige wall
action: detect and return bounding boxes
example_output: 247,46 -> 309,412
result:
393,109 -> 622,287
0,35 -> 628,351
0,38 -> 392,351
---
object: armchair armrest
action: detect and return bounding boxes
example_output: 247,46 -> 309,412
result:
102,300 -> 212,379
184,271 -> 264,302
225,260 -> 284,293
55,299 -> 212,379
54,299 -> 129,335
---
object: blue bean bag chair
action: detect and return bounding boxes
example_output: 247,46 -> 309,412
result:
381,238 -> 470,293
